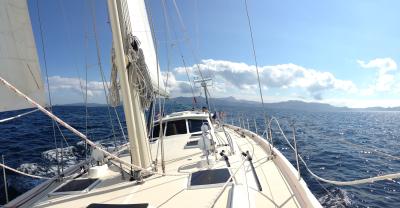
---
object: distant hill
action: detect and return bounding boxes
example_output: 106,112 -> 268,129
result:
59,97 -> 400,112
165,96 -> 350,112
360,106 -> 400,111
59,103 -> 107,107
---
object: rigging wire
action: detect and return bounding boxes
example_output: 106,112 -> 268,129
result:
194,0 -> 200,53
243,0 -> 265,110
170,0 -> 205,80
36,0 -> 61,176
98,1 -> 129,146
181,55 -> 197,108
242,0 -> 270,137
161,1 -> 197,108
89,0 -> 120,150
170,0 -> 218,113
57,0 -> 86,102
160,0 -> 174,173
57,0 -> 88,160
160,0 -> 172,92
144,0 -> 164,169
84,29 -> 90,161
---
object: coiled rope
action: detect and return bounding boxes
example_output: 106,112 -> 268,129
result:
269,117 -> 400,186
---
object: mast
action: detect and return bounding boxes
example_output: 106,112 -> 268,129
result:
194,77 -> 212,114
107,0 -> 146,168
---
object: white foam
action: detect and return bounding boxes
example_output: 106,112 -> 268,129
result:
318,188 -> 351,207
42,146 -> 77,163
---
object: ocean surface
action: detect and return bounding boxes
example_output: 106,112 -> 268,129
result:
1,105 -> 400,207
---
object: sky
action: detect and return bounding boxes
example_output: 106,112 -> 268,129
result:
27,0 -> 400,108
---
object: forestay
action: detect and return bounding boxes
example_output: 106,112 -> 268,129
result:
118,0 -> 166,96
0,0 -> 45,112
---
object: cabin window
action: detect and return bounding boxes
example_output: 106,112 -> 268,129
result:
165,120 -> 187,136
188,119 -> 208,133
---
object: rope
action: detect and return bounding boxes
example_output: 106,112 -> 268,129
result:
0,75 -> 186,177
269,117 -> 400,186
0,109 -> 39,123
300,156 -> 400,185
126,35 -> 155,109
0,163 -> 50,180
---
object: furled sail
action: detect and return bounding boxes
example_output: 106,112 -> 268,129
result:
0,0 -> 45,112
117,0 -> 166,97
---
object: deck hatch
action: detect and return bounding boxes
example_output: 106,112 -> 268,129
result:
188,168 -> 231,189
50,178 -> 100,195
87,203 -> 149,208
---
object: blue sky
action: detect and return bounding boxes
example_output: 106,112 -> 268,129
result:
28,0 -> 400,107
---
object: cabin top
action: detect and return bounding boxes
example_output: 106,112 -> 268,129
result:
151,111 -> 211,139
158,111 -> 209,122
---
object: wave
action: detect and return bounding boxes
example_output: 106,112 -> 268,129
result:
319,188 -> 351,208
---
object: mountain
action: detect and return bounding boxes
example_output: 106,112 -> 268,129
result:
58,103 -> 107,107
165,96 -> 350,112
165,96 -> 400,112
58,97 -> 400,112
361,106 -> 400,111
267,100 -> 350,111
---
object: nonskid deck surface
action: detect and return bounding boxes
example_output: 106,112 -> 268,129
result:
15,126 -> 301,208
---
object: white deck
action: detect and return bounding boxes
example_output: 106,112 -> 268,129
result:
6,113 -> 321,208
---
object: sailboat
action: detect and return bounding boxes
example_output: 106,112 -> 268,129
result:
0,0 -> 323,207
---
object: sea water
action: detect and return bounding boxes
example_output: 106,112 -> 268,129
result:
1,105 -> 400,207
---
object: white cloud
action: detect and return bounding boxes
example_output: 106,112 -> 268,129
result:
162,72 -> 200,96
48,76 -> 106,97
174,59 -> 357,100
357,58 -> 397,93
357,58 -> 397,73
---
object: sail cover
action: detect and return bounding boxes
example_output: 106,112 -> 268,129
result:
0,0 -> 45,112
119,0 -> 167,96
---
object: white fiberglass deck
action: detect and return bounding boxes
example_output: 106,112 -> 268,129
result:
8,120 -> 320,208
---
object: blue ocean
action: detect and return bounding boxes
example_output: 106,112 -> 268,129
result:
1,105 -> 400,207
